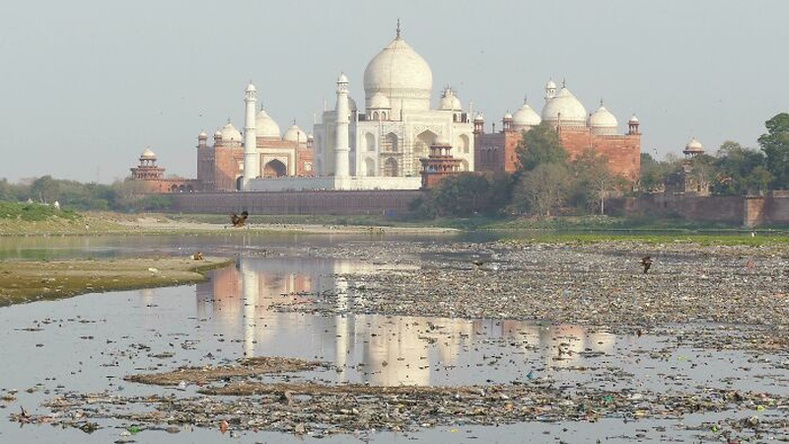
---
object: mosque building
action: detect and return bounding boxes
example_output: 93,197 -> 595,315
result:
474,79 -> 642,184
195,86 -> 314,192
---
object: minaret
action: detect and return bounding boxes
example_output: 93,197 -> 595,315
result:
334,73 -> 350,177
242,82 -> 258,189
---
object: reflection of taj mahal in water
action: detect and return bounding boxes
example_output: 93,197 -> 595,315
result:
194,256 -> 616,386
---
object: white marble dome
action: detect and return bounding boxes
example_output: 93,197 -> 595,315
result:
219,122 -> 242,142
255,109 -> 281,139
283,124 -> 308,143
363,33 -> 432,113
512,101 -> 541,129
438,87 -> 462,111
434,134 -> 451,146
369,92 -> 391,109
542,87 -> 587,126
685,137 -> 704,152
589,103 -> 618,135
140,148 -> 156,159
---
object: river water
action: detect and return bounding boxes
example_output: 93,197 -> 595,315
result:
1,234 -> 787,443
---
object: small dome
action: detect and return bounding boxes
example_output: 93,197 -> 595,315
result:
245,82 -> 256,93
474,112 -> 485,122
542,86 -> 587,126
140,148 -> 156,159
685,137 -> 704,153
503,112 -> 513,120
338,72 -> 349,84
349,96 -> 358,111
213,130 -> 222,139
512,101 -> 541,128
307,133 -> 314,140
369,92 -> 391,109
438,87 -> 462,111
629,114 -> 639,124
283,124 -> 308,143
546,79 -> 557,90
434,134 -> 451,146
219,122 -> 242,142
589,102 -> 619,135
255,109 -> 281,138
198,130 -> 208,140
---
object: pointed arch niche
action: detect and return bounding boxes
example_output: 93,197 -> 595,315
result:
263,159 -> 287,177
383,158 -> 398,177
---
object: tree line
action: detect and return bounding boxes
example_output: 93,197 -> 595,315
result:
0,177 -> 172,212
412,112 -> 789,219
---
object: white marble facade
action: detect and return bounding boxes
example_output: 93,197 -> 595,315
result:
310,25 -> 474,189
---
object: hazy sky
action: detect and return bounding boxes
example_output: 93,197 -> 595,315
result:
2,0 -> 787,183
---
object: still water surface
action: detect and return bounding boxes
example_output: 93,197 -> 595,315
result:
1,235 -> 787,443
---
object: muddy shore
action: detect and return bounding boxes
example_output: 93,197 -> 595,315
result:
0,256 -> 231,306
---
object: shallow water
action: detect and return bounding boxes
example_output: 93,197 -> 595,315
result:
1,239 -> 789,443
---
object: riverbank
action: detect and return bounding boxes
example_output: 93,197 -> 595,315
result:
0,211 -> 458,236
0,256 -> 232,306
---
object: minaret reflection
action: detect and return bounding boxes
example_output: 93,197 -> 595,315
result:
333,261 -> 352,382
241,259 -> 259,358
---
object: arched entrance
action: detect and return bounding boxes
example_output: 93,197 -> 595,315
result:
235,176 -> 243,190
263,159 -> 287,177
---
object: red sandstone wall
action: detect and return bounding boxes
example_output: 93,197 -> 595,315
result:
171,190 -> 425,216
212,148 -> 244,191
558,130 -> 641,182
475,129 -> 640,181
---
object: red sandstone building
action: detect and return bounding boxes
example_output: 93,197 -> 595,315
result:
474,81 -> 641,185
419,137 -> 463,189
196,118 -> 314,192
129,148 -> 197,193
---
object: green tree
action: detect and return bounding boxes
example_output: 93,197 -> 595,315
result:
30,175 -> 60,204
515,122 -> 567,172
713,141 -> 770,195
570,149 -> 627,214
758,113 -> 789,189
431,173 -> 491,217
512,163 -> 570,216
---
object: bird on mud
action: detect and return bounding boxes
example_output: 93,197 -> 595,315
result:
230,210 -> 249,228
641,256 -> 653,274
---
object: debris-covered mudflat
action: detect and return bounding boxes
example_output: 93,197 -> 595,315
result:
3,239 -> 789,442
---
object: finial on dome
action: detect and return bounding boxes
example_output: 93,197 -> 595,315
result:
396,19 -> 401,39
523,95 -> 528,104
600,98 -> 604,107
562,78 -> 566,88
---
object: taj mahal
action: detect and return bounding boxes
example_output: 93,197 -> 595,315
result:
130,23 -> 641,194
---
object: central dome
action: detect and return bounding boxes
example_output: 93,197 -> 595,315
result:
363,32 -> 433,117
542,86 -> 587,127
255,109 -> 281,139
